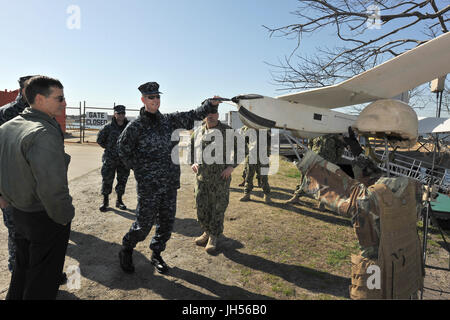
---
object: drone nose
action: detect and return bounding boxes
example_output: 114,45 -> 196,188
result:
231,96 -> 240,104
232,94 -> 264,104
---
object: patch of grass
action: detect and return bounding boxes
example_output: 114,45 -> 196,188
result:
279,249 -> 294,260
240,268 -> 252,277
283,168 -> 301,179
264,274 -> 296,297
261,236 -> 272,244
272,283 -> 296,297
350,240 -> 361,250
425,239 -> 440,254
326,249 -> 351,267
239,267 -> 253,285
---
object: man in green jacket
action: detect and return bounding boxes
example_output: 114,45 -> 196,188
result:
0,76 -> 74,300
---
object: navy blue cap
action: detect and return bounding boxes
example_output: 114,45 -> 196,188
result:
138,82 -> 162,95
114,105 -> 126,113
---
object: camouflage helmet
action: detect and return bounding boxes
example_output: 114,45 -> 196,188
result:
353,99 -> 418,148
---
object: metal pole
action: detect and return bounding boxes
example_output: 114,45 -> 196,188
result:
421,200 -> 430,300
435,92 -> 443,118
436,92 -> 439,118
384,136 -> 390,177
79,101 -> 82,143
83,101 -> 86,143
281,126 -> 308,163
420,134 -> 438,300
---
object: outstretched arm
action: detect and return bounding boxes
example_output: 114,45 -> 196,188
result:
168,97 -> 221,131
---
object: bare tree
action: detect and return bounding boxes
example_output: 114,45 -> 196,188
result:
265,0 -> 449,114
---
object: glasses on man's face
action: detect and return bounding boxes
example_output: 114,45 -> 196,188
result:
146,95 -> 160,100
54,96 -> 66,103
116,112 -> 125,115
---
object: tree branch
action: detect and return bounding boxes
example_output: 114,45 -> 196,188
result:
429,0 -> 449,32
265,0 -> 449,115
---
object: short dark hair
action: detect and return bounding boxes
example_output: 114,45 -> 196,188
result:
24,76 -> 63,105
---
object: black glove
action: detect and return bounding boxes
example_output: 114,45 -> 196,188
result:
202,99 -> 218,114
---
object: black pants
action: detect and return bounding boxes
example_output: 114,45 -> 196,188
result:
6,208 -> 71,300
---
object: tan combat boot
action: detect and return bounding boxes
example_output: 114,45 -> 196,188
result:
240,193 -> 251,201
285,195 -> 300,204
194,232 -> 209,246
205,235 -> 217,254
264,194 -> 272,203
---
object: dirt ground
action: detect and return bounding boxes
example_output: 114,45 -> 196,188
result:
0,154 -> 449,300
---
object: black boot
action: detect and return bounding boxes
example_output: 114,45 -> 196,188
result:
151,252 -> 169,274
99,195 -> 109,212
119,248 -> 135,274
116,194 -> 127,210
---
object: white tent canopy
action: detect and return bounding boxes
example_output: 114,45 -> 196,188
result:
418,117 -> 450,135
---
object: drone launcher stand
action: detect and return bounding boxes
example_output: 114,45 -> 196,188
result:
420,133 -> 450,299
280,128 -> 309,163
280,129 -> 449,299
376,134 -> 449,299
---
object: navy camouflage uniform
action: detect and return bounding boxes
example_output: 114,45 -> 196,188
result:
0,87 -> 31,272
97,111 -> 130,197
118,98 -> 218,254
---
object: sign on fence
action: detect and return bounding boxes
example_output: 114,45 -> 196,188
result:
85,112 -> 108,128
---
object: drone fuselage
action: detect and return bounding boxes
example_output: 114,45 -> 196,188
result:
236,95 -> 357,138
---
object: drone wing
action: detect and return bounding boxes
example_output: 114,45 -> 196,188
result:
276,32 -> 450,109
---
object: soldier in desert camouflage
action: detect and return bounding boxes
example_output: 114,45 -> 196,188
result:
238,126 -> 261,188
239,126 -> 272,203
190,111 -> 237,254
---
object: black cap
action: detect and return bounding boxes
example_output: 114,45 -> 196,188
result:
138,82 -> 162,95
18,75 -> 37,88
114,105 -> 126,113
